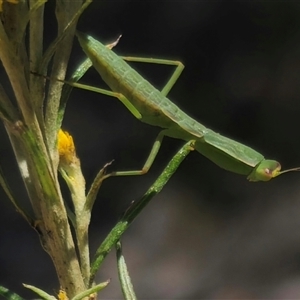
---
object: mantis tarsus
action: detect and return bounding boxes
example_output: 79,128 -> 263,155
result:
65,31 -> 300,182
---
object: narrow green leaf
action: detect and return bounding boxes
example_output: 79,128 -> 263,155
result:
71,280 -> 110,300
116,241 -> 137,300
57,57 -> 92,130
89,141 -> 194,286
0,164 -> 34,226
40,0 -> 92,73
0,84 -> 19,124
0,285 -> 25,300
85,161 -> 112,211
22,284 -> 56,300
44,0 -> 92,151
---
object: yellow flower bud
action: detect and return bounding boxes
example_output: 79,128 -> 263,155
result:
57,130 -> 86,214
57,129 -> 76,165
58,289 -> 69,300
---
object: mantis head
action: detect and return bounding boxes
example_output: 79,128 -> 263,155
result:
247,160 -> 300,182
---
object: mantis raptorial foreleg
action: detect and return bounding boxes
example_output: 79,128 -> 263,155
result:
66,56 -> 185,177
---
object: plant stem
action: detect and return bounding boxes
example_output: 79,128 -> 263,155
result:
89,141 -> 195,286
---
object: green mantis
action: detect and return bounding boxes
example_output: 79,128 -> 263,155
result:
66,31 -> 300,182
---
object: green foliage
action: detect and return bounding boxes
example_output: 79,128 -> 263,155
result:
0,2 -> 193,298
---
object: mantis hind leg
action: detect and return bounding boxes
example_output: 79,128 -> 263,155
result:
121,56 -> 184,97
61,52 -> 184,120
58,57 -> 142,126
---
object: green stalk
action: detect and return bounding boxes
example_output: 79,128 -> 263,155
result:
0,1 -> 93,296
89,141 -> 195,286
7,122 -> 86,296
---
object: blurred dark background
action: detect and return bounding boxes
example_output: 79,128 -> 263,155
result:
2,1 -> 300,299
